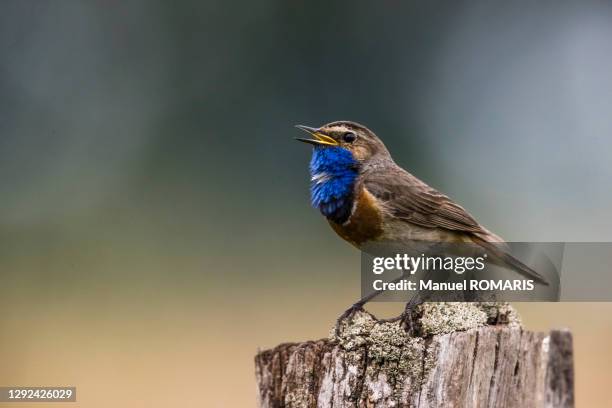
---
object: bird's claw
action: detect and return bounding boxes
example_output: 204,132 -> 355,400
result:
334,302 -> 365,337
400,309 -> 416,336
334,299 -> 422,338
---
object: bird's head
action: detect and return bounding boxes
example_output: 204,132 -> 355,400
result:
295,121 -> 389,163
295,121 -> 390,222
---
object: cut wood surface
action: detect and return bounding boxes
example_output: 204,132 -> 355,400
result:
255,304 -> 573,408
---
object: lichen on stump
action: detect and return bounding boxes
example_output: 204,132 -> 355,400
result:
255,303 -> 573,408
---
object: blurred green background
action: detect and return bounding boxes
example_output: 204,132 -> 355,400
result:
1,1 -> 612,406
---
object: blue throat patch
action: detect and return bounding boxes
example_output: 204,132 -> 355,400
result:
309,146 -> 359,224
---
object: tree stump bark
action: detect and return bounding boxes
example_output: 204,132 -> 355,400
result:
254,304 -> 573,408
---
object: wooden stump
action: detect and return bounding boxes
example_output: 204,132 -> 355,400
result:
254,305 -> 573,408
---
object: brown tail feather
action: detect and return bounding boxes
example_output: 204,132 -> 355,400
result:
472,237 -> 550,286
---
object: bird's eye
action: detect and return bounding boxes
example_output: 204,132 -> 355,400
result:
343,132 -> 356,143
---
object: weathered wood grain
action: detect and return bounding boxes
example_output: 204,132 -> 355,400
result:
255,308 -> 573,408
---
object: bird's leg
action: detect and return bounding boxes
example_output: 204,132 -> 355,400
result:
400,294 -> 423,336
365,292 -> 423,335
334,301 -> 366,337
395,250 -> 443,335
335,272 -> 407,336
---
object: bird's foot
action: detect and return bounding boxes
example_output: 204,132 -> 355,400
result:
399,300 -> 423,336
400,308 -> 416,336
334,302 -> 365,337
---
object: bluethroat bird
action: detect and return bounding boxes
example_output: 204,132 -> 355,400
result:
295,121 -> 548,332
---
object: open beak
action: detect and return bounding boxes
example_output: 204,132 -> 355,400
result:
294,125 -> 339,146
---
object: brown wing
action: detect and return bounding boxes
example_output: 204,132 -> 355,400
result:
363,166 -> 550,284
363,166 -> 486,234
